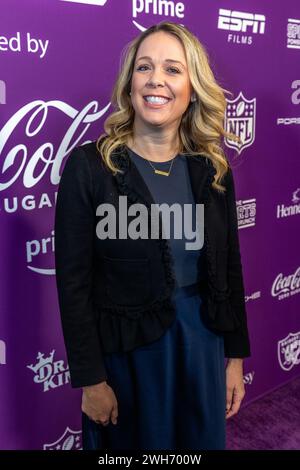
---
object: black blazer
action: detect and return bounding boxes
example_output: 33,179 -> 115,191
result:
54,141 -> 251,388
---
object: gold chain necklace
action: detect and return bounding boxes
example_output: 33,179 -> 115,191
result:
147,155 -> 177,176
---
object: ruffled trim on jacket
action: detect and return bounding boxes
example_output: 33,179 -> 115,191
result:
98,298 -> 176,353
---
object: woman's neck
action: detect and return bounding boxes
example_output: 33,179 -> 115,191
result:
128,127 -> 180,163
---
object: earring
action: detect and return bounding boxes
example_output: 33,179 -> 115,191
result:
190,94 -> 196,102
129,92 -> 131,96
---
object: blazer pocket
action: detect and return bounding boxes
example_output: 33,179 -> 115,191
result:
103,256 -> 151,307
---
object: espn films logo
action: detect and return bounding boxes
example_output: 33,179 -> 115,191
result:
218,9 -> 266,34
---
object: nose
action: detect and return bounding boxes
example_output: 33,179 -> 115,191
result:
146,67 -> 165,88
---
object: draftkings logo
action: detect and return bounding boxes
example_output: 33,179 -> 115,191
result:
27,350 -> 70,392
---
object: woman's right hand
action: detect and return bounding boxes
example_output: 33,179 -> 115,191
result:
82,381 -> 118,426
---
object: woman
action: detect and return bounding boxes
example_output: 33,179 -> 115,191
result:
55,21 -> 251,450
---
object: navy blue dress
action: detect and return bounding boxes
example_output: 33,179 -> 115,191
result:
82,149 -> 226,450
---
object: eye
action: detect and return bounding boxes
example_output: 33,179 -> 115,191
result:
136,64 -> 181,74
167,67 -> 180,74
136,65 -> 150,71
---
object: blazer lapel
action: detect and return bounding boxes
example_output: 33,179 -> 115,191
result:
186,154 -> 212,205
112,145 -> 156,207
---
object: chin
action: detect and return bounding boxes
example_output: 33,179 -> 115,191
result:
144,119 -> 168,127
142,113 -> 170,124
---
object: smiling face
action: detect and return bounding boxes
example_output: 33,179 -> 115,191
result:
130,31 -> 193,132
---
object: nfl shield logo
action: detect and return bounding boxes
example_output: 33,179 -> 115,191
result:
278,332 -> 300,372
224,92 -> 256,154
43,427 -> 82,450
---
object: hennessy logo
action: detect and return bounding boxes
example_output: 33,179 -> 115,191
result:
276,189 -> 300,218
27,350 -> 70,392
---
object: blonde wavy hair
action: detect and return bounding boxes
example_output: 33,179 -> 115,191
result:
96,21 -> 240,191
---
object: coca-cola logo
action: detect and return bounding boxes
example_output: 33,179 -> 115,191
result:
0,100 -> 110,191
271,267 -> 300,299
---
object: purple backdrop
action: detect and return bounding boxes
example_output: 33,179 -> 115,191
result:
0,0 -> 299,450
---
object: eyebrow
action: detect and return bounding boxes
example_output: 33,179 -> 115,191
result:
136,56 -> 186,68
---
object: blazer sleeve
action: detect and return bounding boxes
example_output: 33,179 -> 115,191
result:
54,147 -> 107,388
223,167 -> 251,358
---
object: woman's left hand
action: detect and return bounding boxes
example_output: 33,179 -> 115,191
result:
225,358 -> 245,419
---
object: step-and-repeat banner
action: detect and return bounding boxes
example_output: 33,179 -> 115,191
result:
0,0 -> 299,450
